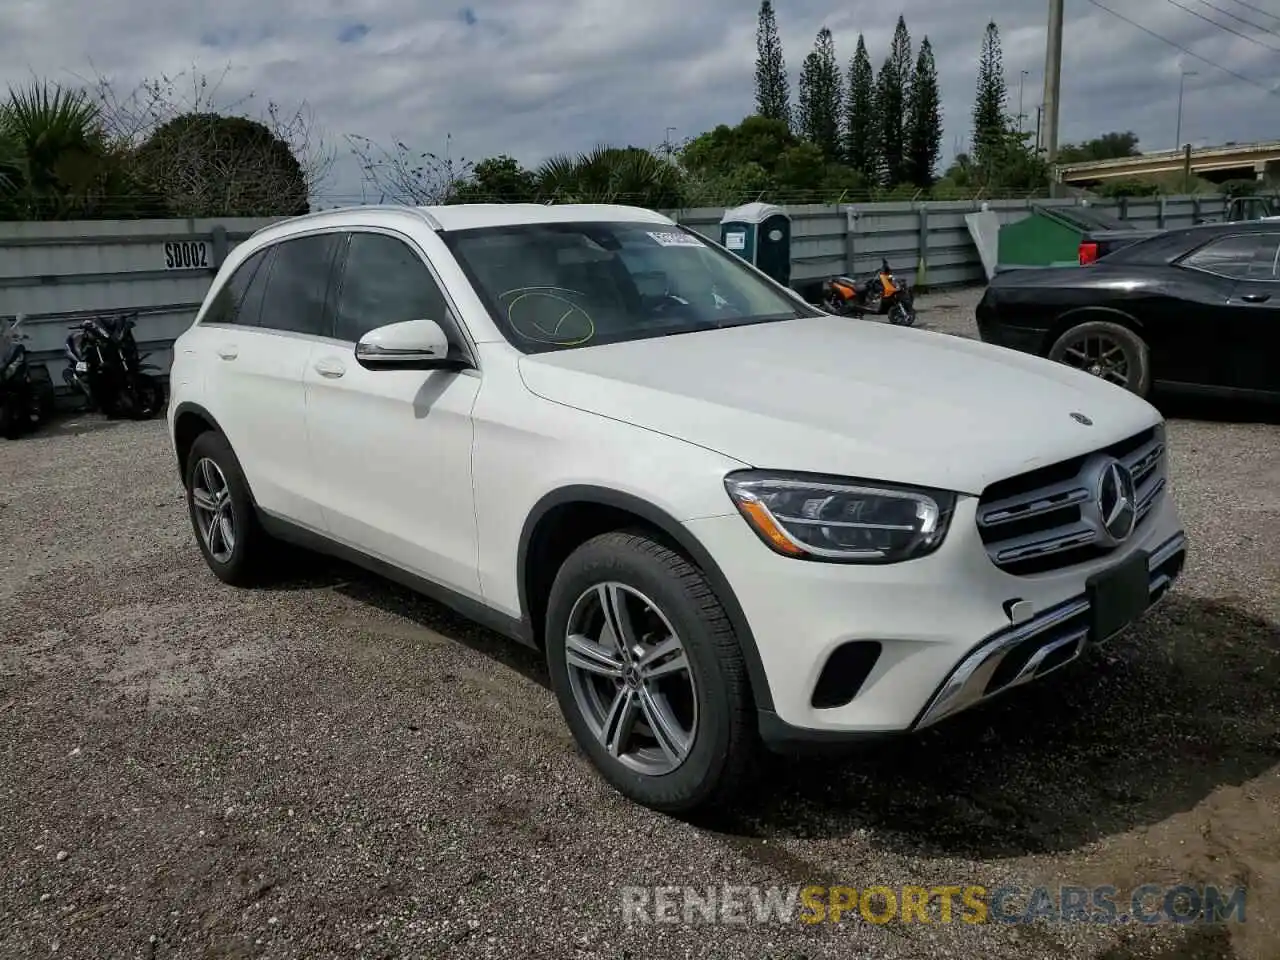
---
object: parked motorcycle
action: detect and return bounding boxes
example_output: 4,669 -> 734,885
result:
0,315 -> 55,439
62,311 -> 164,419
820,258 -> 917,326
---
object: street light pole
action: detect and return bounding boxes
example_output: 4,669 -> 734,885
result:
1175,71 -> 1197,151
663,126 -> 677,160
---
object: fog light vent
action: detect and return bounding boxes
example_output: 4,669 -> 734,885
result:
811,640 -> 883,709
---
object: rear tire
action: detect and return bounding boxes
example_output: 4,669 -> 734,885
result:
184,431 -> 271,586
545,530 -> 759,814
1048,319 -> 1152,396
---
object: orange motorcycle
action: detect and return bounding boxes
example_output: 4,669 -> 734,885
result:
820,258 -> 916,326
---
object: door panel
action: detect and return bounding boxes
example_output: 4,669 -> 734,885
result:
304,355 -> 482,595
1170,232 -> 1280,391
302,230 -> 482,597
198,244 -> 325,528
1224,280 -> 1280,392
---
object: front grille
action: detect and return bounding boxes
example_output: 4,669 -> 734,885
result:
977,425 -> 1166,575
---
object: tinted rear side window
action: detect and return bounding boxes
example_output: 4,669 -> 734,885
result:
204,249 -> 269,325
257,233 -> 342,336
1180,233 -> 1280,280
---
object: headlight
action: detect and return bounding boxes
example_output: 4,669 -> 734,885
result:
724,470 -> 955,563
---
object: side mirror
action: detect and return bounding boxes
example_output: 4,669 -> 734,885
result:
354,318 -> 468,371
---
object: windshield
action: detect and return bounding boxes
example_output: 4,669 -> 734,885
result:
443,220 -> 817,353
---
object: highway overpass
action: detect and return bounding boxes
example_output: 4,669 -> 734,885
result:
1056,140 -> 1280,185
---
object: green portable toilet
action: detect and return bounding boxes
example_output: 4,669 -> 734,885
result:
720,202 -> 792,286
996,203 -> 1134,270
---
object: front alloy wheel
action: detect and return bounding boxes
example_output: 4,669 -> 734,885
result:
564,582 -> 698,775
545,530 -> 758,813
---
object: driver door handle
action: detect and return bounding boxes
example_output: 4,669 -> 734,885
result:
1239,292 -> 1271,303
314,357 -> 346,379
216,344 -> 238,360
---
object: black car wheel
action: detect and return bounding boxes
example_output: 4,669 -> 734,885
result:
545,530 -> 759,814
1048,320 -> 1152,396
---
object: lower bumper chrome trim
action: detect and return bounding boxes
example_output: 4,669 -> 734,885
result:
914,532 -> 1187,730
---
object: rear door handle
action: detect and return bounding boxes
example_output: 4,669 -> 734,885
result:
216,344 -> 238,360
1239,292 -> 1271,303
314,357 -> 346,378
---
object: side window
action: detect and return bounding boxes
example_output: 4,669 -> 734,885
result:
203,249 -> 268,325
257,233 -> 342,336
333,232 -> 456,344
1181,234 -> 1280,280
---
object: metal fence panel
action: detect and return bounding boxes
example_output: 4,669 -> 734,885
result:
1,195 -> 1227,384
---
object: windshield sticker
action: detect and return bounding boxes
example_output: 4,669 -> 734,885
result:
647,231 -> 704,248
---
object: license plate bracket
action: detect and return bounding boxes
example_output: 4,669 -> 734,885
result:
1087,550 -> 1151,642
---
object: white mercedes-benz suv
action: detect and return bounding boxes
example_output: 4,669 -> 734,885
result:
168,203 -> 1187,812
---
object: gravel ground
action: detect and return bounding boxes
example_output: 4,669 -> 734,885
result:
1,288 -> 1277,960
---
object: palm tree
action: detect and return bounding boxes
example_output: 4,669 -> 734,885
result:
535,145 -> 684,209
0,80 -> 131,219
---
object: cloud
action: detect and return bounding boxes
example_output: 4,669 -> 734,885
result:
3,0 -> 1280,200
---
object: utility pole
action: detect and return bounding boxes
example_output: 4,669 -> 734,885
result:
1040,0 -> 1065,193
1175,70 -> 1197,152
1018,70 -> 1030,134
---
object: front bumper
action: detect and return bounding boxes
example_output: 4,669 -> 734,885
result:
683,490 -> 1186,743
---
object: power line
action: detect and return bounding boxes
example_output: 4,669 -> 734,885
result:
1190,0 -> 1280,39
1161,0 -> 1280,52
1083,0 -> 1278,91
1223,0 -> 1280,24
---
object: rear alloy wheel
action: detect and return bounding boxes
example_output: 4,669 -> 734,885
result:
1048,320 -> 1152,396
184,430 -> 270,585
545,530 -> 758,813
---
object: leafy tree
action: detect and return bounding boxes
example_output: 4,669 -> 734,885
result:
449,154 -> 537,202
972,21 -> 1007,176
679,115 -> 797,178
844,35 -> 877,178
797,28 -> 843,160
754,1 -> 791,125
905,38 -> 942,188
1057,131 -> 1141,164
134,113 -> 309,217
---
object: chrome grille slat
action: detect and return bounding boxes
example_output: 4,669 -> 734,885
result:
978,481 -> 1090,528
977,426 -> 1168,575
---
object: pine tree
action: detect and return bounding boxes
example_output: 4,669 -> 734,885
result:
797,27 -> 842,160
844,34 -> 877,179
754,1 -> 791,125
905,37 -> 942,187
973,21 -> 1008,175
877,16 -> 912,186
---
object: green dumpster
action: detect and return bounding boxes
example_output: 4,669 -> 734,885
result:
996,204 -> 1132,270
720,202 -> 792,286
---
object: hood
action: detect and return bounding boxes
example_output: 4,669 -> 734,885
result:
517,317 -> 1162,495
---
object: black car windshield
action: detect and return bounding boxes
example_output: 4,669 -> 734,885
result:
443,221 -> 817,353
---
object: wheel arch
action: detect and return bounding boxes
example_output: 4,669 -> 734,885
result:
172,405 -> 259,508
517,485 -> 775,713
1047,305 -> 1146,351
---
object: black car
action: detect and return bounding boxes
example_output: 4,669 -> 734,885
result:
976,220 -> 1280,399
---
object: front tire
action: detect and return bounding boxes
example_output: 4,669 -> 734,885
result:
184,431 -> 270,586
1047,319 -> 1152,396
545,530 -> 758,814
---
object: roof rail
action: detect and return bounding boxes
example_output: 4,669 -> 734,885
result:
249,203 -> 442,237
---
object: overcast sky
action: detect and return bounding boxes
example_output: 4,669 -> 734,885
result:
4,0 -> 1280,200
